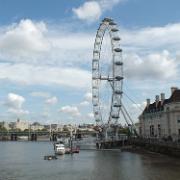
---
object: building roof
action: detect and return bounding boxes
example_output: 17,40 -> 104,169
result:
32,122 -> 41,126
143,90 -> 180,114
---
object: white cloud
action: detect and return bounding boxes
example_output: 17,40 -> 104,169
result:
41,111 -> 50,118
4,93 -> 29,116
0,19 -> 50,61
0,19 -> 93,90
59,105 -> 81,117
5,93 -> 25,109
72,1 -> 101,22
1,19 -> 180,86
132,102 -> 146,110
84,92 -> 92,102
0,19 -> 94,66
8,108 -> 29,115
30,91 -> 51,98
79,101 -> 90,106
79,92 -> 93,106
125,101 -> 147,122
122,23 -> 180,51
0,63 -> 91,89
87,112 -> 94,119
124,50 -> 178,80
99,0 -> 124,11
45,96 -> 58,105
72,0 -> 124,22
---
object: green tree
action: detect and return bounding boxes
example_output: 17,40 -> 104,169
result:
0,126 -> 7,132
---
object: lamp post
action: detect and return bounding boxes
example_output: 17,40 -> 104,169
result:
50,124 -> 52,141
28,123 -> 31,141
70,126 -> 73,155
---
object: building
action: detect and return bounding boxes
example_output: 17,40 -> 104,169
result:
31,122 -> 44,131
51,124 -> 58,132
14,119 -> 29,131
0,121 -> 10,130
139,87 -> 180,141
9,122 -> 16,130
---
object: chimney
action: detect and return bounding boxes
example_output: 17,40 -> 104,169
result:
160,93 -> 165,105
155,95 -> 159,107
171,87 -> 178,94
146,99 -> 150,107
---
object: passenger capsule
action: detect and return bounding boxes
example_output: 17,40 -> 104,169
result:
113,104 -> 121,107
103,18 -> 113,22
111,28 -> 119,32
114,48 -> 122,52
115,76 -> 123,80
109,22 -> 117,26
93,50 -> 99,54
111,115 -> 119,118
114,90 -> 122,95
115,61 -> 123,66
113,37 -> 121,41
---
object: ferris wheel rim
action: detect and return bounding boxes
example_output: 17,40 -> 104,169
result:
92,17 -> 123,126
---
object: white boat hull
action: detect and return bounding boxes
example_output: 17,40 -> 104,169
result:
54,142 -> 65,155
55,149 -> 65,155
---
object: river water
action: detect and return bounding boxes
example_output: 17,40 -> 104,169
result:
0,141 -> 180,180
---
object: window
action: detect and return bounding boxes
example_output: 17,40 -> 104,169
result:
139,127 -> 142,135
150,125 -> 154,137
177,116 -> 180,123
158,124 -> 161,137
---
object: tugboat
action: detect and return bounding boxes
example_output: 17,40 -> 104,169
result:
54,141 -> 66,155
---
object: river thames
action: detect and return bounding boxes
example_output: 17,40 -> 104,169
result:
0,142 -> 180,180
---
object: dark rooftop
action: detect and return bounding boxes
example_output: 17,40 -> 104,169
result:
143,89 -> 180,114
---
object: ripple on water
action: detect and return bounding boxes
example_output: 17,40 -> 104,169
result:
0,142 -> 180,180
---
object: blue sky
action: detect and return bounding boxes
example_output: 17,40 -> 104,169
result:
0,0 -> 180,125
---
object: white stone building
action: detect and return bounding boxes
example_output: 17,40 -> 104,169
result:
15,119 -> 29,131
139,87 -> 180,141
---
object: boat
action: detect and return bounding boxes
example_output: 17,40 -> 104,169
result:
54,142 -> 66,155
72,147 -> 80,153
65,147 -> 71,154
44,155 -> 57,160
64,147 -> 80,154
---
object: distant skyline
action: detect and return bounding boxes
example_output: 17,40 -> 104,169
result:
0,0 -> 180,124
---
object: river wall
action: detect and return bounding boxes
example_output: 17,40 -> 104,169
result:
130,139 -> 180,157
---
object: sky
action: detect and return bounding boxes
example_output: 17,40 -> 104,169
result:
0,0 -> 180,125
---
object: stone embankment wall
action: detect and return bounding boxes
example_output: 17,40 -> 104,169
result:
0,136 -> 9,141
131,138 -> 180,157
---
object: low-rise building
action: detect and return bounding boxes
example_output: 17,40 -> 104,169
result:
0,121 -> 10,130
31,122 -> 44,131
51,124 -> 58,132
14,119 -> 29,131
139,87 -> 180,141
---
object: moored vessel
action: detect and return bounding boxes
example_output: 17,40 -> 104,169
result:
54,142 -> 65,155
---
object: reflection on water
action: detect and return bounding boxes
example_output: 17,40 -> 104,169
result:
0,142 -> 180,180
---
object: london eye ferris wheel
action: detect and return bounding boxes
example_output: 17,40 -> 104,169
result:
92,18 -> 123,127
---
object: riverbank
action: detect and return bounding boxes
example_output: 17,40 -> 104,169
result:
129,141 -> 180,157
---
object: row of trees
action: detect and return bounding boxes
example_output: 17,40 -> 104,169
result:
0,125 -> 7,132
0,127 -> 49,132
